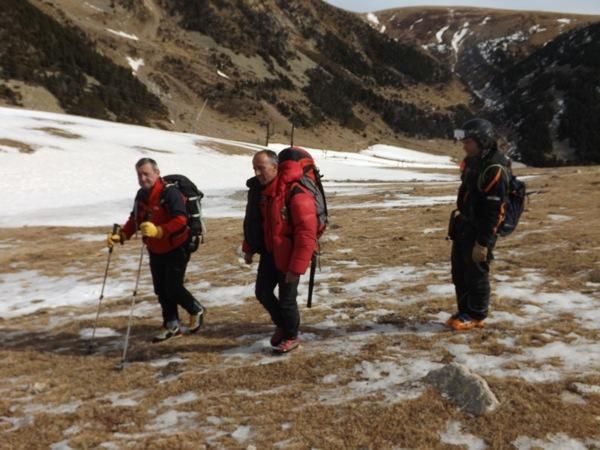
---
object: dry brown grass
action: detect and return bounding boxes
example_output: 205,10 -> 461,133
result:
0,138 -> 35,154
34,127 -> 82,139
1,165 -> 599,448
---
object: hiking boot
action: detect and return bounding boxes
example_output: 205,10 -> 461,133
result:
152,324 -> 182,343
449,313 -> 485,331
188,306 -> 205,334
444,312 -> 460,328
270,327 -> 285,347
273,336 -> 300,354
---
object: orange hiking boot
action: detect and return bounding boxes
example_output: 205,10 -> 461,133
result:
445,312 -> 460,328
448,313 -> 485,331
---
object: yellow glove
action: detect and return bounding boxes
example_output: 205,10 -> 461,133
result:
140,221 -> 163,239
106,231 -> 124,249
472,242 -> 488,263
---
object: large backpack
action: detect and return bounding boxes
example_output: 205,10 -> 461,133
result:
162,174 -> 206,252
479,164 -> 526,237
279,147 -> 328,238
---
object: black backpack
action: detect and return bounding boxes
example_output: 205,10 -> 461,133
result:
479,164 -> 526,237
162,174 -> 206,252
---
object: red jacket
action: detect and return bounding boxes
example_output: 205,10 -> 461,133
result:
244,160 -> 318,275
122,179 -> 189,254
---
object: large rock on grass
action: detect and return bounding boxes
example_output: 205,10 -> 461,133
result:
423,363 -> 500,416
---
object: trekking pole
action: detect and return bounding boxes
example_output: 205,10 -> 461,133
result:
307,252 -> 317,308
119,233 -> 146,369
88,223 -> 119,353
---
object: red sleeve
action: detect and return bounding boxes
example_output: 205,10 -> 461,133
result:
242,240 -> 252,254
121,214 -> 137,239
287,191 -> 317,275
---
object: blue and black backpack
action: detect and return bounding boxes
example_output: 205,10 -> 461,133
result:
479,163 -> 527,237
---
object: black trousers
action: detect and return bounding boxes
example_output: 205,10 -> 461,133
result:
255,252 -> 300,339
149,246 -> 201,326
451,238 -> 492,320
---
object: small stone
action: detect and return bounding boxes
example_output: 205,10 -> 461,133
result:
30,382 -> 47,394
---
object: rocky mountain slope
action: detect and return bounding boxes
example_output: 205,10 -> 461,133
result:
370,7 -> 600,164
1,1 -> 599,164
0,0 -> 472,151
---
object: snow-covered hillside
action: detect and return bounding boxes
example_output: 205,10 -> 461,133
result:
0,107 -> 456,227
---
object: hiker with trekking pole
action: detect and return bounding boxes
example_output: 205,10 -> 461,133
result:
445,118 -> 525,331
242,148 -> 326,354
106,158 -> 205,349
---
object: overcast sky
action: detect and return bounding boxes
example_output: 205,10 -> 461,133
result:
324,0 -> 600,15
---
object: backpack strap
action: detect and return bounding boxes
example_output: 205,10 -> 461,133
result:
477,163 -> 510,194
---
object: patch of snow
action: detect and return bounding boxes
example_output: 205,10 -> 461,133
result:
149,355 -> 186,368
409,18 -> 423,31
126,57 -> 144,74
477,32 -> 528,65
145,410 -> 198,433
571,383 -> 600,395
451,23 -> 470,54
106,29 -> 139,41
99,443 -> 120,450
85,2 -> 104,12
63,425 -> 81,436
322,374 -> 338,384
556,18 -> 572,25
24,400 -> 81,415
79,327 -> 120,339
320,358 -> 441,405
50,441 -> 74,450
65,232 -> 105,242
440,421 -> 487,450
436,25 -> 450,43
103,391 -> 142,407
362,144 -> 455,168
162,392 -> 199,406
217,70 -> 230,80
366,13 -> 380,26
231,425 -> 252,443
548,213 -> 571,222
529,25 -> 547,33
331,195 -> 455,211
423,227 -> 444,234
0,269 -> 145,319
481,16 -> 491,25
195,282 -> 255,307
513,433 -> 586,450
427,284 -> 454,297
0,414 -> 34,431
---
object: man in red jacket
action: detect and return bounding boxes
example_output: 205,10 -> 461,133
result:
107,158 -> 205,342
243,149 -> 318,353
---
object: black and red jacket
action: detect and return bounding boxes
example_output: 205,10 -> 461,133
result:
122,178 -> 189,254
243,160 -> 318,276
457,148 -> 509,247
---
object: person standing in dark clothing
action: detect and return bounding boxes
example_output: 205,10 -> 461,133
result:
243,149 -> 318,353
446,119 -> 509,331
107,158 -> 205,342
